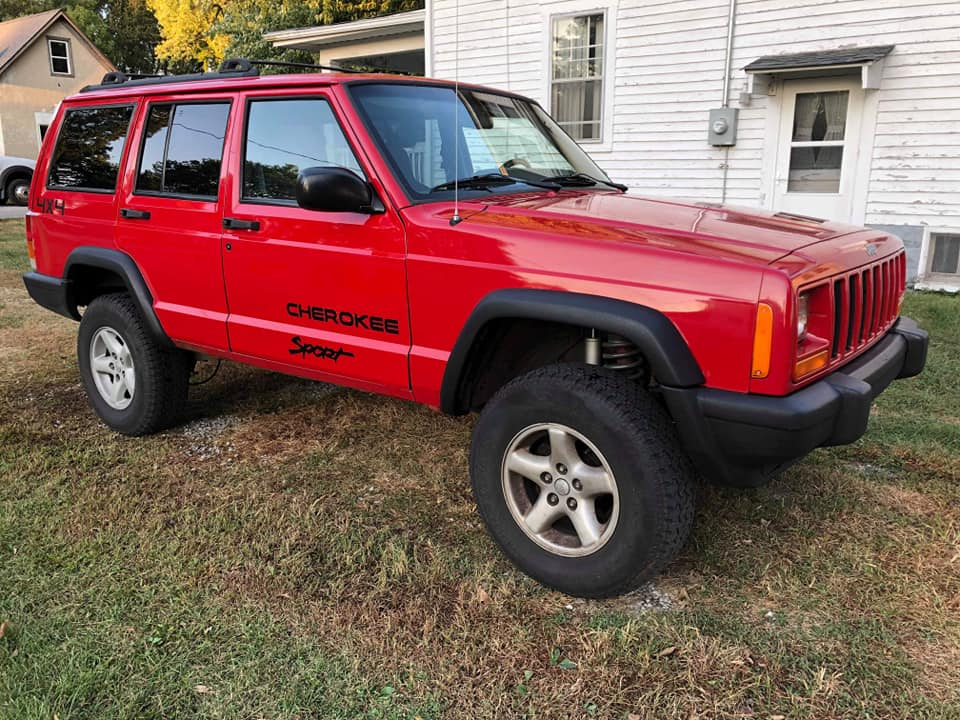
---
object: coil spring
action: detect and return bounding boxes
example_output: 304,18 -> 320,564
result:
601,333 -> 647,382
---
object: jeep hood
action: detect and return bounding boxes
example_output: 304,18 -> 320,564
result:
462,191 -> 861,266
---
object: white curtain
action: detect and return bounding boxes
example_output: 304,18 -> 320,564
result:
822,91 -> 848,141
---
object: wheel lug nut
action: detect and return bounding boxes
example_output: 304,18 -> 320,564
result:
547,493 -> 559,506
540,472 -> 552,484
567,498 -> 577,510
572,479 -> 582,491
556,463 -> 567,475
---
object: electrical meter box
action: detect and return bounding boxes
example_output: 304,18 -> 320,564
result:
708,107 -> 738,146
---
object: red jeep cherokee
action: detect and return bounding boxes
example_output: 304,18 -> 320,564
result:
23,60 -> 928,597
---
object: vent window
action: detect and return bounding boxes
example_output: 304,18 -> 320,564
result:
929,233 -> 960,276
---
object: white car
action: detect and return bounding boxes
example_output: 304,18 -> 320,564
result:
0,155 -> 35,206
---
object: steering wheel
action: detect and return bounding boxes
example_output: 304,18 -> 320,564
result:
499,157 -> 532,173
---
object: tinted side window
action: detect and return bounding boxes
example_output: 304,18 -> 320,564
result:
136,102 -> 230,199
243,98 -> 364,203
47,105 -> 134,191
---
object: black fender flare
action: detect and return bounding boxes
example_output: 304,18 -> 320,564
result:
439,288 -> 704,414
0,165 -> 33,197
64,246 -> 173,348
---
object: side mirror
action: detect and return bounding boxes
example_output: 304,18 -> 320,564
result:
296,166 -> 377,213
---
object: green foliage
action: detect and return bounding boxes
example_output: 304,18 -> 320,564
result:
213,0 -> 425,70
69,0 -> 161,75
211,0 -> 319,72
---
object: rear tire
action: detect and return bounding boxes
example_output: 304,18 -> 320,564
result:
470,364 -> 695,598
6,176 -> 29,206
78,293 -> 192,435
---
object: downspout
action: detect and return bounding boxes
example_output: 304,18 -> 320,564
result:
720,0 -> 737,203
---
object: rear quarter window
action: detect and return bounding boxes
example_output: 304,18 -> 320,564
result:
47,104 -> 135,192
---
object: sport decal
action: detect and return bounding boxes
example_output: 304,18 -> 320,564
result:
289,336 -> 354,362
286,303 -> 400,335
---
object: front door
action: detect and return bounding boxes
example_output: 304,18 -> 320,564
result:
220,90 -> 411,398
772,79 -> 864,222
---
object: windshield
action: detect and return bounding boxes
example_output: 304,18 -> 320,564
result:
348,82 -> 612,201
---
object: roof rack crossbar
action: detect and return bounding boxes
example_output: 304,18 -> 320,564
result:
80,59 -> 261,93
233,58 -> 364,74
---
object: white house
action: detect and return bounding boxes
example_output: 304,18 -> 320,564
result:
274,1 -> 960,290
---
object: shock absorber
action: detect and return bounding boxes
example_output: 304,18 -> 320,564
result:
583,330 -> 649,384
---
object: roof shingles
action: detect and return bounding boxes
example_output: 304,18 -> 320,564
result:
745,45 -> 894,73
0,9 -> 66,76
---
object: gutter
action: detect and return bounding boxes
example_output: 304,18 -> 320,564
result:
720,0 -> 737,203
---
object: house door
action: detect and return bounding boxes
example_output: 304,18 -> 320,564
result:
772,79 -> 865,222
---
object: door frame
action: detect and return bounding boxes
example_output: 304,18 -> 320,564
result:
760,74 -> 879,225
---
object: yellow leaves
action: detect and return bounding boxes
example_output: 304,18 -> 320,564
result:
147,0 -> 231,69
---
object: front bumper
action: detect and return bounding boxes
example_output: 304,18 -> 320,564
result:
662,316 -> 929,487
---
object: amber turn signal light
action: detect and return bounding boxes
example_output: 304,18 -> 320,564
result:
751,303 -> 774,379
794,349 -> 829,379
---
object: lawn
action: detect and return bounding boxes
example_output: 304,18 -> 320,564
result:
1,217 -> 958,719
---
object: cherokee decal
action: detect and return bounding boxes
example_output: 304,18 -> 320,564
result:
286,303 -> 400,335
289,336 -> 354,362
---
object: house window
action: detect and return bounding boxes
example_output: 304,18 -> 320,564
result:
48,38 -> 71,75
551,13 -> 604,142
928,232 -> 960,277
787,91 -> 849,193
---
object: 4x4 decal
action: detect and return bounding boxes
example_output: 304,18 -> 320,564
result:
288,336 -> 354,362
286,302 -> 400,335
35,197 -> 65,215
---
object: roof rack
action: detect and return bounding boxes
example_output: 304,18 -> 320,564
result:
79,57 -> 369,93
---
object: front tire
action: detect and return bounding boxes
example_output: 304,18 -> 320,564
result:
470,364 -> 696,598
78,293 -> 192,435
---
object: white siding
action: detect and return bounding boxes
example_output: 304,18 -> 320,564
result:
429,0 -> 960,231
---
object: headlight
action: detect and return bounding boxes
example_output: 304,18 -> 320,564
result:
797,292 -> 809,342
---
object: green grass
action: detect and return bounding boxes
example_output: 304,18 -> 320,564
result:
1,217 -> 959,719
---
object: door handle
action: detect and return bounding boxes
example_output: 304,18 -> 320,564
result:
120,208 -> 150,220
223,217 -> 260,231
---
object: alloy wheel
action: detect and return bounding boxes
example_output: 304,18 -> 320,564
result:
89,326 -> 136,410
501,422 -> 620,557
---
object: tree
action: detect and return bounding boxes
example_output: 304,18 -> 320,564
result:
147,0 -> 228,72
211,0 -> 319,73
70,0 -> 161,74
210,0 -> 425,72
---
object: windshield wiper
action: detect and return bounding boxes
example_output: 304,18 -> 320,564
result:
430,173 -> 560,193
552,172 -> 627,192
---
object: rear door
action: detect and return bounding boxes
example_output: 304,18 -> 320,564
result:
220,89 -> 411,397
115,93 -> 234,352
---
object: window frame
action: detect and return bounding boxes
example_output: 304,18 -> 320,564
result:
133,99 -> 233,202
785,90 -> 849,195
45,102 -> 137,195
918,226 -> 960,289
238,94 -> 367,208
47,37 -> 72,76
548,9 -> 608,145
